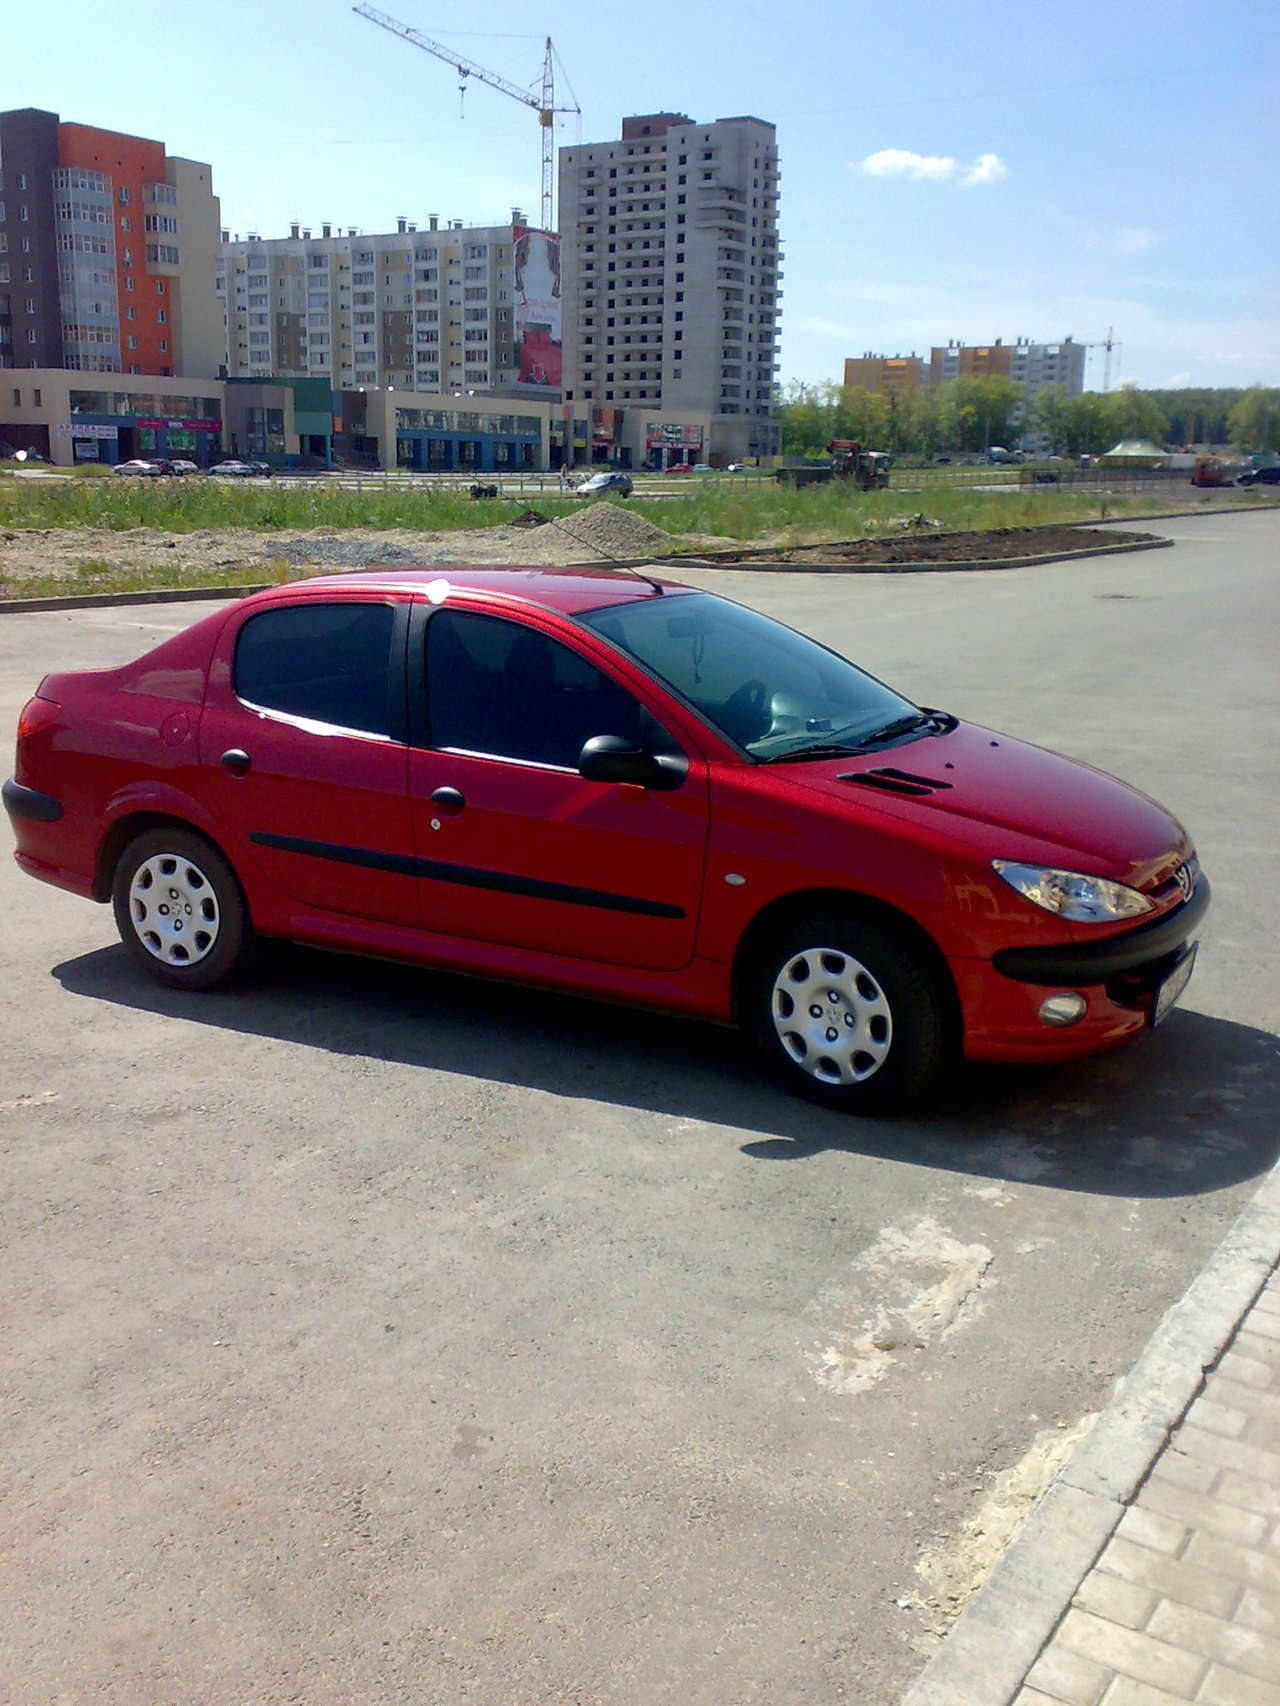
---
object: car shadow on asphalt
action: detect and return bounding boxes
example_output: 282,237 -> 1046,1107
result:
54,940 -> 1280,1201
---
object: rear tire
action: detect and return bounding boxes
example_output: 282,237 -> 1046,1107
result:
111,827 -> 253,991
746,909 -> 954,1113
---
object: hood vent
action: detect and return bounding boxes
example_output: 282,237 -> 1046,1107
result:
838,767 -> 954,798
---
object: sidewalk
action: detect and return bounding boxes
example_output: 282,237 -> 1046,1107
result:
903,1160 -> 1280,1706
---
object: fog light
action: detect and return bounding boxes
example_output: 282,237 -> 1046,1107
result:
1039,992 -> 1087,1026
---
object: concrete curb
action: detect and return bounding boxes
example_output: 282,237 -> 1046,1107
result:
900,1154 -> 1280,1706
0,583 -> 274,615
0,535 -> 1175,614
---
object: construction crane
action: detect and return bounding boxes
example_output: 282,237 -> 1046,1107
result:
353,5 -> 580,231
1083,326 -> 1122,392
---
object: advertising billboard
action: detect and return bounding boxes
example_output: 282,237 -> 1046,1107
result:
513,225 -> 562,388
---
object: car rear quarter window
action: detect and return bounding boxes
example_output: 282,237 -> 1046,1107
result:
234,602 -> 395,736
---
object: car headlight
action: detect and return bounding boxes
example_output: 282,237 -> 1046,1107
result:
991,860 -> 1155,923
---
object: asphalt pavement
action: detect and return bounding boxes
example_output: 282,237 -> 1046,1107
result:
1,509 -> 1276,1705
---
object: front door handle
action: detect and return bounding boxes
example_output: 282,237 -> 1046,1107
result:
220,748 -> 252,776
430,786 -> 466,816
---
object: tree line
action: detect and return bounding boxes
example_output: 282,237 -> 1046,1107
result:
777,382 -> 1280,459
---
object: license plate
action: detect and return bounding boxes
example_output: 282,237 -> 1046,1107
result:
1152,943 -> 1197,1027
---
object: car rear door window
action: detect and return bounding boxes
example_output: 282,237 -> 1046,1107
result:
234,602 -> 396,737
425,608 -> 662,769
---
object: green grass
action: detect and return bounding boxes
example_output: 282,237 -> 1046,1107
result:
0,477 -> 589,534
3,555 -> 305,602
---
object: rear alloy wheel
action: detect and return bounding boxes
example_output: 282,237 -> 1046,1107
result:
111,828 -> 253,990
748,911 -> 953,1112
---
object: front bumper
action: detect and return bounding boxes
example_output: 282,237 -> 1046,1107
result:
991,876 -> 1210,984
955,877 -> 1209,1063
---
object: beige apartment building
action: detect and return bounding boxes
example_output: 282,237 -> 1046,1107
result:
843,354 -> 927,395
558,113 -> 782,468
219,214 -> 562,402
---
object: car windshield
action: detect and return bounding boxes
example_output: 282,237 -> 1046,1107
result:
580,591 -> 920,759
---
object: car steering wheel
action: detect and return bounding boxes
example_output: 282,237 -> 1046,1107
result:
720,678 -> 771,744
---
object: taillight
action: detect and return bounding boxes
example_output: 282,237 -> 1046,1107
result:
16,693 -> 61,744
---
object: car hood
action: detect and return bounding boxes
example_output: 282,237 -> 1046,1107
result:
788,719 -> 1190,889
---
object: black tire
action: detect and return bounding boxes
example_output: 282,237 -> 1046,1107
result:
745,909 -> 955,1113
111,827 -> 254,991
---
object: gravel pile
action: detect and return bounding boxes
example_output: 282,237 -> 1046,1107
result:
546,501 -> 675,560
264,534 -> 426,567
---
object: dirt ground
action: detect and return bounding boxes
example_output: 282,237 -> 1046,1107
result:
0,515 -> 1166,594
0,504 -> 717,591
701,524 -> 1164,566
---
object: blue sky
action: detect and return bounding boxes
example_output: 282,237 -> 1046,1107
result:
6,0 -> 1277,391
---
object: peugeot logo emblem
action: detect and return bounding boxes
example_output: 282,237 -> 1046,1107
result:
1174,862 -> 1193,903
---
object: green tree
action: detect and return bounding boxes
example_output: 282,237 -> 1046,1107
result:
1064,393 -> 1113,456
1030,384 -> 1074,453
1103,386 -> 1169,446
1227,388 -> 1280,454
936,376 -> 1022,452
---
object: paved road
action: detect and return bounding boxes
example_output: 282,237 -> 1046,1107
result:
1,510 -> 1276,1705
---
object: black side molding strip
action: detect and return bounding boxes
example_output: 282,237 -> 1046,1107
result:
993,876 -> 1210,985
248,831 -> 685,920
3,777 -> 63,823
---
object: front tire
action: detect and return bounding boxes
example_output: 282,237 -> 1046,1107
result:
111,828 -> 253,990
746,909 -> 954,1113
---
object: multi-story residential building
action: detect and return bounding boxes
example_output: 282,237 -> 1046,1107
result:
928,336 -> 1085,398
218,214 -> 559,400
843,353 -> 927,395
558,113 -> 782,468
0,108 -> 221,378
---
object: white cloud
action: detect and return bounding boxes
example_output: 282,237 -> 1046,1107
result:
960,153 -> 1009,187
860,149 -> 957,181
858,149 -> 1009,187
1165,370 -> 1193,387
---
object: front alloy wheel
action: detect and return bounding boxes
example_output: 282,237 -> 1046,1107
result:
749,910 -> 954,1112
771,946 -> 893,1086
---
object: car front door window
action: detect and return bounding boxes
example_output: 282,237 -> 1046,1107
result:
426,608 -> 661,769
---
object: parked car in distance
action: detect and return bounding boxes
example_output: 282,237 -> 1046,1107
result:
165,459 -> 199,476
1237,465 -> 1280,486
112,459 -> 162,477
692,463 -> 713,473
577,471 -> 633,496
665,462 -> 691,474
206,460 -> 255,477
244,461 -> 273,477
4,566 -> 1209,1114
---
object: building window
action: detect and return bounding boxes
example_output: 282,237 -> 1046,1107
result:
120,216 -> 132,232
124,277 -> 134,293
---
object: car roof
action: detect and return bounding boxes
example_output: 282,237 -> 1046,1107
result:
281,564 -> 694,616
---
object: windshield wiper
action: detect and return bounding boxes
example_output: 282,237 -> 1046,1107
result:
847,709 -> 955,750
758,740 -> 867,764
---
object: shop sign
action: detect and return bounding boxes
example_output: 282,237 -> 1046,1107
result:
136,417 -> 220,432
56,422 -> 118,439
645,423 -> 704,449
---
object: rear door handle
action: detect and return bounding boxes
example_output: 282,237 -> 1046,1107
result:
220,748 -> 252,776
430,786 -> 466,816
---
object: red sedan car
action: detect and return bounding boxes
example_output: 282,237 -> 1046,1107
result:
4,566 -> 1208,1112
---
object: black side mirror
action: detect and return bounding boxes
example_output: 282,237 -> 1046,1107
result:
578,734 -> 687,791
